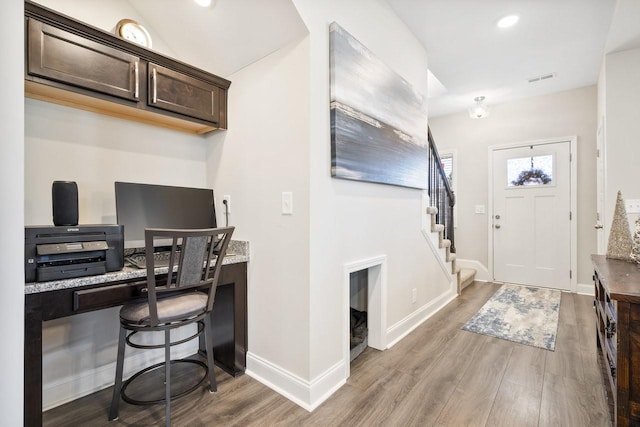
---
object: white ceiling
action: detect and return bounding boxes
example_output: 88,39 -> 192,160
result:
124,0 -> 308,77
386,0 -> 619,117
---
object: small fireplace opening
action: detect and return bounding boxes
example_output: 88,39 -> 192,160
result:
343,255 -> 386,378
350,269 -> 368,362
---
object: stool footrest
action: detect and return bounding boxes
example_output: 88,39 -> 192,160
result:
121,358 -> 208,406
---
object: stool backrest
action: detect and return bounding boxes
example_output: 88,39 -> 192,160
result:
144,227 -> 234,326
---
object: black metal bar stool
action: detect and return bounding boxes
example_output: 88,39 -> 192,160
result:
109,226 -> 234,426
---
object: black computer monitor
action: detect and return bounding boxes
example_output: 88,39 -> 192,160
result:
115,182 -> 217,250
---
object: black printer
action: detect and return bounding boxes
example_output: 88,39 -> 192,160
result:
25,225 -> 124,282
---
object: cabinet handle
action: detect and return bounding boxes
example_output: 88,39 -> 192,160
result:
134,62 -> 139,99
151,68 -> 157,104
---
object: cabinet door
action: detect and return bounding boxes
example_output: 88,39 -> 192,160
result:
27,18 -> 140,101
148,63 -> 220,124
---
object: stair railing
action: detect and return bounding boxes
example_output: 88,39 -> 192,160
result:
427,127 -> 455,253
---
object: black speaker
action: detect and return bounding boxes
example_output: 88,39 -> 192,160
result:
52,181 -> 79,226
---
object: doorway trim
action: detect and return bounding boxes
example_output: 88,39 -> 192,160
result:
342,255 -> 387,380
487,136 -> 578,292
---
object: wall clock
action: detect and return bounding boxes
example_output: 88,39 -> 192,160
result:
115,19 -> 152,48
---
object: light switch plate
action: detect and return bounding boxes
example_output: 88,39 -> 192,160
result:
475,205 -> 486,214
626,199 -> 640,214
282,192 -> 293,215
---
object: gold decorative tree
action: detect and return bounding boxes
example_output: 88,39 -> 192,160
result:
631,217 -> 640,264
607,191 -> 634,261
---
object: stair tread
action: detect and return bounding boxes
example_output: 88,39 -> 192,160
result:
457,268 -> 477,294
459,268 -> 477,283
459,267 -> 476,278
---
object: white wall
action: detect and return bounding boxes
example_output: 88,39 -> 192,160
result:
602,48 -> 640,239
430,85 -> 598,286
206,38 -> 312,379
292,0 -> 451,384
25,100 -> 208,225
1,0 -> 24,424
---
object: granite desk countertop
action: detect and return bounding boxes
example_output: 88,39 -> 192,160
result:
25,240 -> 249,295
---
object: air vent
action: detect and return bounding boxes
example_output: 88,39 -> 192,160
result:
528,73 -> 556,83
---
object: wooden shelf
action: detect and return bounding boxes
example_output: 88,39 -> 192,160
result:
26,81 -> 217,135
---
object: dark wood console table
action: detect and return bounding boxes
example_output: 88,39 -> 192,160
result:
593,254 -> 640,426
24,260 -> 247,427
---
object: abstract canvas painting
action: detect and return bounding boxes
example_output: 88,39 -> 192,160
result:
329,22 -> 428,189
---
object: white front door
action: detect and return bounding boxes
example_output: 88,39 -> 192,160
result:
492,141 -> 572,291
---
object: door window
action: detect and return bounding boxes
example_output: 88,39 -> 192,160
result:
507,154 -> 554,187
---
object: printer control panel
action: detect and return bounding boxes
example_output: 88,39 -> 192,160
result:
37,241 -> 109,255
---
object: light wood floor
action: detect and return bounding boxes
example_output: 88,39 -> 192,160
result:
43,282 -> 611,426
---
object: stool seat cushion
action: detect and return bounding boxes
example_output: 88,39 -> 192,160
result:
120,292 -> 208,325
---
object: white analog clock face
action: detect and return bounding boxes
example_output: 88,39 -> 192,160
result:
117,20 -> 152,48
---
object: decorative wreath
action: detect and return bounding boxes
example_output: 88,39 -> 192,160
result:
511,168 -> 552,186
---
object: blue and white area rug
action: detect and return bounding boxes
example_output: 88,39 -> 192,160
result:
462,284 -> 561,351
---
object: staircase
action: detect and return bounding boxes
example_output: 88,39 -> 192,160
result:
425,206 -> 476,294
426,127 -> 476,294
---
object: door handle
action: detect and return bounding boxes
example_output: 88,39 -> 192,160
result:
594,224 -> 603,229
495,224 -> 501,229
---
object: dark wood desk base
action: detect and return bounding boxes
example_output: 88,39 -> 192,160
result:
25,262 -> 247,427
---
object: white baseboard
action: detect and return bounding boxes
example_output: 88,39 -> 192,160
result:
246,352 -> 345,412
576,282 -> 594,296
385,286 -> 457,348
456,258 -> 490,282
43,341 -> 198,411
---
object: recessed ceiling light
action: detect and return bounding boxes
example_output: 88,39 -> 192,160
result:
194,0 -> 213,7
497,15 -> 519,29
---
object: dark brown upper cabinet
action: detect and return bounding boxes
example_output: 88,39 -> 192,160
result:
148,63 -> 220,124
28,19 -> 141,102
24,1 -> 230,134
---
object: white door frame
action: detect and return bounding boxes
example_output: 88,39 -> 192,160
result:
487,136 -> 578,292
596,117 -> 606,253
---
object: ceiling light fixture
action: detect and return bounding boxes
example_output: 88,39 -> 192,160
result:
497,15 -> 519,29
468,96 -> 490,119
194,0 -> 214,7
